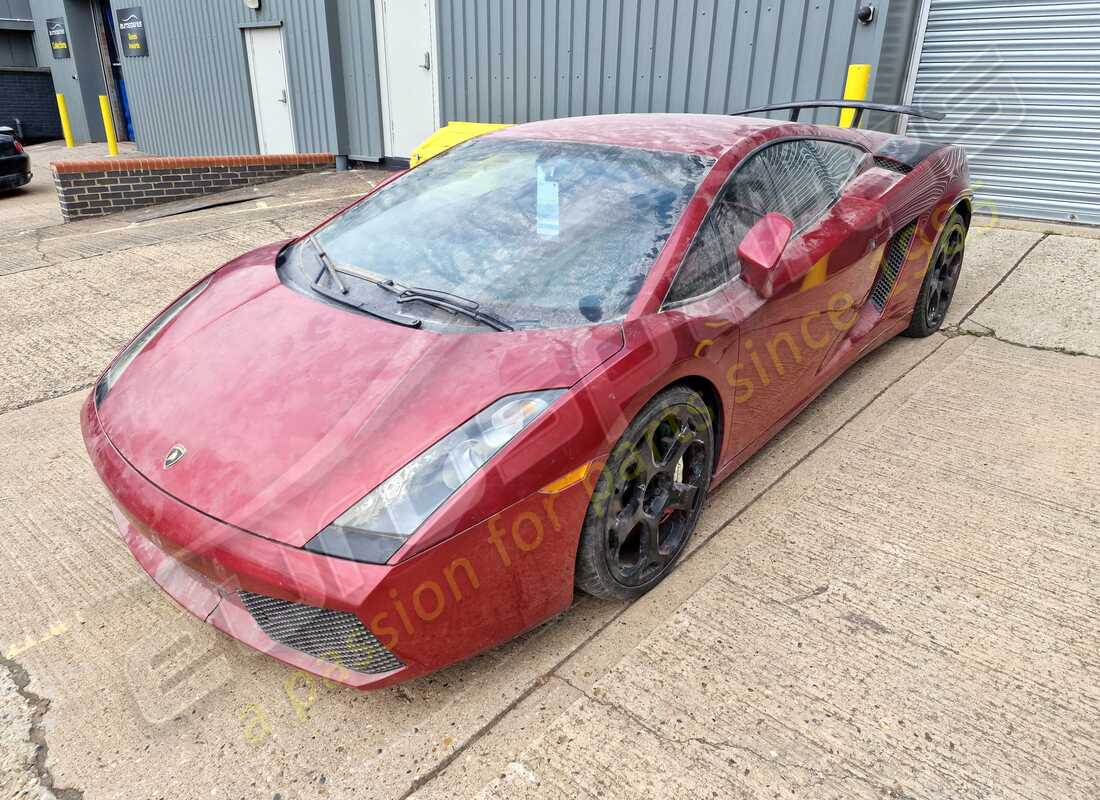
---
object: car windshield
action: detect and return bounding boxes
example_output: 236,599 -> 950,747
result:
308,137 -> 712,329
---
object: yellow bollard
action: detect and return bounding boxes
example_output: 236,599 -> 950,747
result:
99,95 -> 119,156
839,64 -> 872,128
55,93 -> 74,148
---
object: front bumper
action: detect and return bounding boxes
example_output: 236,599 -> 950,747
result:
81,393 -> 593,689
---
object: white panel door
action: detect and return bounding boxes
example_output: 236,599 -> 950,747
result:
375,0 -> 439,159
244,26 -> 296,154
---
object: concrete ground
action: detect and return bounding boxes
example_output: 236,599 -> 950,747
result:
0,142 -> 1098,800
0,141 -> 142,235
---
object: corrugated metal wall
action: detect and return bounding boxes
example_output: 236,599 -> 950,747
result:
907,0 -> 1100,224
336,0 -> 385,160
437,0 -> 892,126
109,0 -> 384,159
867,0 -> 921,130
0,30 -> 37,67
0,0 -> 33,27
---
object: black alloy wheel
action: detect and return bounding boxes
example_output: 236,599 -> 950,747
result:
575,386 -> 715,601
904,211 -> 968,337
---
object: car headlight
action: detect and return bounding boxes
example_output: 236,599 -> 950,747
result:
305,389 -> 564,564
94,278 -> 212,407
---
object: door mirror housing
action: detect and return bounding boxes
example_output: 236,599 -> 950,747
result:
739,212 -> 795,299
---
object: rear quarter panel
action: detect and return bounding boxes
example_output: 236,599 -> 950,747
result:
879,144 -> 972,327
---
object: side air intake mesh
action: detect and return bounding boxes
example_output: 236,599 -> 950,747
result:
869,222 -> 917,312
873,156 -> 913,175
238,590 -> 403,674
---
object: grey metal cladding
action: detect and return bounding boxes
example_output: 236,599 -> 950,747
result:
336,0 -> 384,160
0,0 -> 33,19
438,0 -> 892,127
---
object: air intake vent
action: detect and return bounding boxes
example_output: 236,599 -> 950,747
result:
873,156 -> 913,175
238,590 -> 403,674
869,222 -> 917,312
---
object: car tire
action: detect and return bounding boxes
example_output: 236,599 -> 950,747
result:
574,385 -> 716,601
903,211 -> 968,338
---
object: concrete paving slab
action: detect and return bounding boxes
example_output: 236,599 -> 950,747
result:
949,225 -> 1044,325
0,168 -> 379,277
974,214 -> 1100,241
0,668 -> 50,800
0,172 -> 384,414
463,338 -> 1100,800
963,234 -> 1100,357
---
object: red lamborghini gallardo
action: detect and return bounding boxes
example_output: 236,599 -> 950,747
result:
83,103 -> 970,688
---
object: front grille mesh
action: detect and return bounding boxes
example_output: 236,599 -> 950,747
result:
869,222 -> 917,312
238,590 -> 403,675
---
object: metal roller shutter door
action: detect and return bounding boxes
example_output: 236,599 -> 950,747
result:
906,0 -> 1100,224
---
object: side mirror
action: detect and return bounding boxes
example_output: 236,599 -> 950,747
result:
738,212 -> 794,299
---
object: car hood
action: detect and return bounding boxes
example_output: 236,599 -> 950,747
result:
97,243 -> 624,546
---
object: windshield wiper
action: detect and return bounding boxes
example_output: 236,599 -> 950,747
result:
309,236 -> 348,295
327,261 -> 404,297
306,247 -> 511,332
397,289 -> 514,332
307,239 -> 421,328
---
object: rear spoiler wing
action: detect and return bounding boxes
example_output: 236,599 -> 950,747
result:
731,100 -> 945,129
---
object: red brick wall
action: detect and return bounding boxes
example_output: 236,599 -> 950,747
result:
51,153 -> 335,222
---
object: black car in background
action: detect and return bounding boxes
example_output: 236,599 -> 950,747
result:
0,126 -> 31,191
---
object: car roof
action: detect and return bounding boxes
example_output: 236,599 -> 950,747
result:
488,113 -> 785,158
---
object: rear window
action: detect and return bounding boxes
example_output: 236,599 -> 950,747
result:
308,137 -> 712,329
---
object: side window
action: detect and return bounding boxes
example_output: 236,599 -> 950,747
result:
665,216 -> 728,305
760,140 -> 836,229
726,149 -> 782,224
807,140 -> 866,193
711,190 -> 760,279
663,139 -> 868,307
729,140 -> 846,232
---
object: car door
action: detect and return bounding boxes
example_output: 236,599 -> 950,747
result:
717,137 -> 875,461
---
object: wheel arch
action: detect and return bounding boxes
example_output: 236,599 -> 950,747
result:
664,374 -> 726,471
953,196 -> 973,228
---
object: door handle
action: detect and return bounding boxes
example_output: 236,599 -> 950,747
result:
419,51 -> 431,70
277,89 -> 288,104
